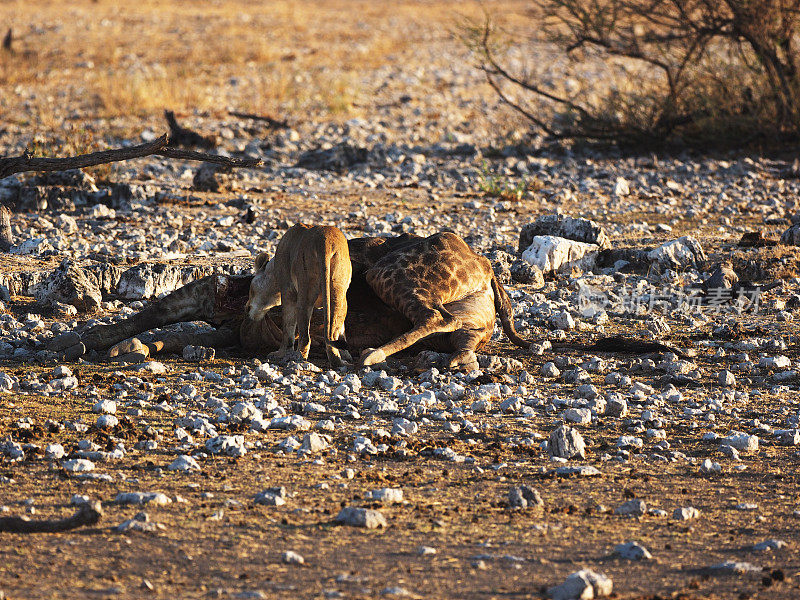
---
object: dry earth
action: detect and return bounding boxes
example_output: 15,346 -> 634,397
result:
1,2 -> 800,600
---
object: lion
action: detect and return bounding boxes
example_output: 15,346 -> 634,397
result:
246,223 -> 352,367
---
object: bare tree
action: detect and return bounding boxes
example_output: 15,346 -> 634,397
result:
472,1 -> 800,145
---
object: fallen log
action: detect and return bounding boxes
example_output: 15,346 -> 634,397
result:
0,134 -> 261,180
0,501 -> 102,533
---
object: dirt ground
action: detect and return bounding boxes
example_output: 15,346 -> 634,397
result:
0,355 -> 798,600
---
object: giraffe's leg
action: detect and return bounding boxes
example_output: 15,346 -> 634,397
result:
81,277 -> 217,351
360,305 -> 462,366
445,328 -> 486,372
151,327 -> 240,355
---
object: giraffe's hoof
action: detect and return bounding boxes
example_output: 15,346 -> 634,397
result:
109,337 -> 147,358
360,348 -> 387,367
448,350 -> 478,372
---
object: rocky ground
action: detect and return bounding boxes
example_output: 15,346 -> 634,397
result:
2,2 -> 800,599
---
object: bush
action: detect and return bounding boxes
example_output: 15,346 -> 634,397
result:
470,1 -> 800,148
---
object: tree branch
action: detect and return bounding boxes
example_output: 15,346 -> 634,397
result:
0,501 -> 102,533
0,135 -> 169,179
0,133 -> 262,180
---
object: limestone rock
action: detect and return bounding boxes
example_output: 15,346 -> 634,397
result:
522,236 -> 600,274
549,425 -> 586,459
33,262 -> 102,313
518,215 -> 611,252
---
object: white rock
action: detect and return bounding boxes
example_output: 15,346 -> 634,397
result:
563,408 -> 591,425
45,443 -> 65,460
167,455 -> 201,472
96,414 -> 119,429
541,362 -> 560,378
115,492 -> 172,506
647,236 -> 706,269
721,431 -> 759,453
132,361 -> 168,374
550,311 -> 576,331
614,177 -> 630,197
613,541 -> 652,560
62,458 -> 95,472
254,488 -> 287,506
752,539 -> 786,552
522,236 -> 599,274
759,355 -> 791,370
549,425 -> 585,459
549,569 -> 613,600
614,499 -> 646,516
92,400 -> 117,414
282,550 -> 305,565
205,435 -> 247,457
300,432 -> 328,453
673,506 -> 700,520
366,488 -> 404,503
335,507 -> 387,528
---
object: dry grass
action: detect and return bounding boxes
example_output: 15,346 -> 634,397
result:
0,0 -> 529,123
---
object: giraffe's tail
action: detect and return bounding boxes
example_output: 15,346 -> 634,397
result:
490,273 -> 530,348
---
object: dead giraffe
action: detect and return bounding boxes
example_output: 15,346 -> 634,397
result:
359,232 -> 528,370
76,233 -> 529,371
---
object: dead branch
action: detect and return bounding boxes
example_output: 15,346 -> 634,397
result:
0,501 -> 102,533
158,147 -> 260,168
165,110 -> 217,149
0,135 -> 169,179
228,110 -> 289,129
0,133 -> 261,180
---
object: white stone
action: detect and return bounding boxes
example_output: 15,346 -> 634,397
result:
549,425 -> 585,459
282,550 -> 305,565
335,507 -> 387,528
92,399 -> 117,414
563,408 -> 591,425
62,458 -> 95,472
614,499 -> 646,516
647,236 -> 706,269
366,488 -> 404,503
721,431 -> 759,453
522,236 -> 599,274
673,506 -> 700,520
549,569 -> 613,600
115,492 -> 172,506
167,455 -> 201,472
96,414 -> 119,429
613,541 -> 652,560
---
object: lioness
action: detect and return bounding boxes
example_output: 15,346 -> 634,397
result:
246,224 -> 352,366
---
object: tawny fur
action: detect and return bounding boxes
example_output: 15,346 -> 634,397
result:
246,224 -> 352,366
